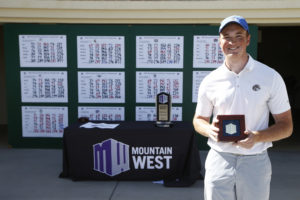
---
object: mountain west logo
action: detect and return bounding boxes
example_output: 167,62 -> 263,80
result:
93,139 -> 173,177
159,94 -> 168,104
93,139 -> 130,176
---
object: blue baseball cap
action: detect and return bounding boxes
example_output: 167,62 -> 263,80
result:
219,15 -> 249,33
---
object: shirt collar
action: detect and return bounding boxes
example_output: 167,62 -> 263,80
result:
243,55 -> 254,72
220,54 -> 255,73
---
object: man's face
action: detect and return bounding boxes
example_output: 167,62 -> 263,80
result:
219,23 -> 250,59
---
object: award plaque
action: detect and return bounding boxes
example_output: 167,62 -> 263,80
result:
216,115 -> 246,142
155,92 -> 172,127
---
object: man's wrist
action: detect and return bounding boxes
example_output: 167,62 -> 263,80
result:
251,131 -> 260,143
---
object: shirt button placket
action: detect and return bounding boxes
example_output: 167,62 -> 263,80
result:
236,75 -> 240,88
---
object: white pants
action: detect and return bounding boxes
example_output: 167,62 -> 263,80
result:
204,149 -> 272,200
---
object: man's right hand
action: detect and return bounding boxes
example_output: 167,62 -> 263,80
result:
193,115 -> 220,142
208,120 -> 220,142
208,124 -> 219,142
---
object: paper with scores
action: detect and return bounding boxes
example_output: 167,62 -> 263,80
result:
80,122 -> 119,129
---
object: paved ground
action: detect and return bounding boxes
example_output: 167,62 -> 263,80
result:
0,147 -> 299,200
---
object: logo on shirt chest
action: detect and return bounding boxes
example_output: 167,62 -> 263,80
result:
252,84 -> 261,91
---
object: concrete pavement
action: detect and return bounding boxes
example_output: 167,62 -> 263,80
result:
0,148 -> 299,200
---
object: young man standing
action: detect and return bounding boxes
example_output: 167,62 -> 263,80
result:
193,15 -> 293,200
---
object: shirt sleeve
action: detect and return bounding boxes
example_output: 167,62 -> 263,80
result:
268,71 -> 291,114
195,79 -> 213,117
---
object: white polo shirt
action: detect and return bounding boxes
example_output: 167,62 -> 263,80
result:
195,55 -> 290,155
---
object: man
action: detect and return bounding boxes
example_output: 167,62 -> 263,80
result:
193,15 -> 293,200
